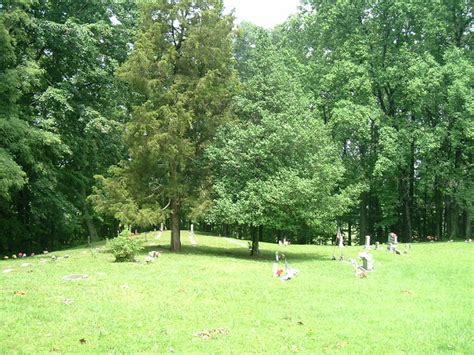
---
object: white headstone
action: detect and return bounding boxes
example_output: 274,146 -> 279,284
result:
359,252 -> 374,271
337,228 -> 343,248
365,235 -> 371,249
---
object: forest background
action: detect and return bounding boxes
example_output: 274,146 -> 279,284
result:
0,0 -> 472,254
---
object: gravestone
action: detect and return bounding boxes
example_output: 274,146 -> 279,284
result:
388,232 -> 398,252
359,252 -> 374,271
365,235 -> 371,249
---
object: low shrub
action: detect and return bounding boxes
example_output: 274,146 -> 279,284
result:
107,229 -> 143,262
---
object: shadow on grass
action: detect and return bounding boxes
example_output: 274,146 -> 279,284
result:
140,241 -> 329,263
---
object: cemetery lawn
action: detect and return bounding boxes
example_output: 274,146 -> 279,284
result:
1,232 -> 473,353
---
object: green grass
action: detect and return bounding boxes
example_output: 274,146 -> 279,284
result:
1,232 -> 473,353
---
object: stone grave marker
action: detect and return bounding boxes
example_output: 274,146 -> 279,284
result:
359,252 -> 374,271
365,235 -> 371,249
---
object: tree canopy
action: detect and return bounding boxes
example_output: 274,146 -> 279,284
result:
1,0 -> 472,254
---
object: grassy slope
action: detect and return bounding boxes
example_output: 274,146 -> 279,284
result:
0,232 -> 473,353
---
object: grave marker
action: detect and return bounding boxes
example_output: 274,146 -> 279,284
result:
365,235 -> 371,249
388,232 -> 398,252
359,252 -> 374,271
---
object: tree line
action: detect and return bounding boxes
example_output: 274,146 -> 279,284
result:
1,0 -> 472,254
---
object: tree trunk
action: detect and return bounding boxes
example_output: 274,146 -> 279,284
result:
250,226 -> 260,256
348,221 -> 352,246
404,198 -> 413,242
465,209 -> 472,239
170,199 -> 181,252
81,187 -> 98,245
435,182 -> 443,239
359,193 -> 368,244
84,207 -> 99,245
449,199 -> 458,239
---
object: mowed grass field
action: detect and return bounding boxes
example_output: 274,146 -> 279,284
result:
1,232 -> 473,353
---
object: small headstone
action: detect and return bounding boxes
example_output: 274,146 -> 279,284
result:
3,256 -> 8,260
63,274 -> 88,281
337,228 -> 344,248
43,250 -> 48,254
148,251 -> 160,258
12,255 -> 17,259
145,256 -> 154,264
365,235 -> 371,249
3,268 -> 13,273
21,263 -> 32,267
375,241 -> 380,250
359,252 -> 374,271
387,232 -> 398,252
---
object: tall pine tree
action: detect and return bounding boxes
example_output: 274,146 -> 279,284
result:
91,0 -> 238,251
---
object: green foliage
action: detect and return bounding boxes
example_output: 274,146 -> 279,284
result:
92,0 -> 238,251
0,0 -> 136,252
107,228 -> 143,262
288,0 -> 473,241
207,23 -> 354,240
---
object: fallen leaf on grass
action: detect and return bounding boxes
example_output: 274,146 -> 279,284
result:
14,290 -> 27,296
79,338 -> 86,344
194,328 -> 229,340
296,321 -> 304,325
